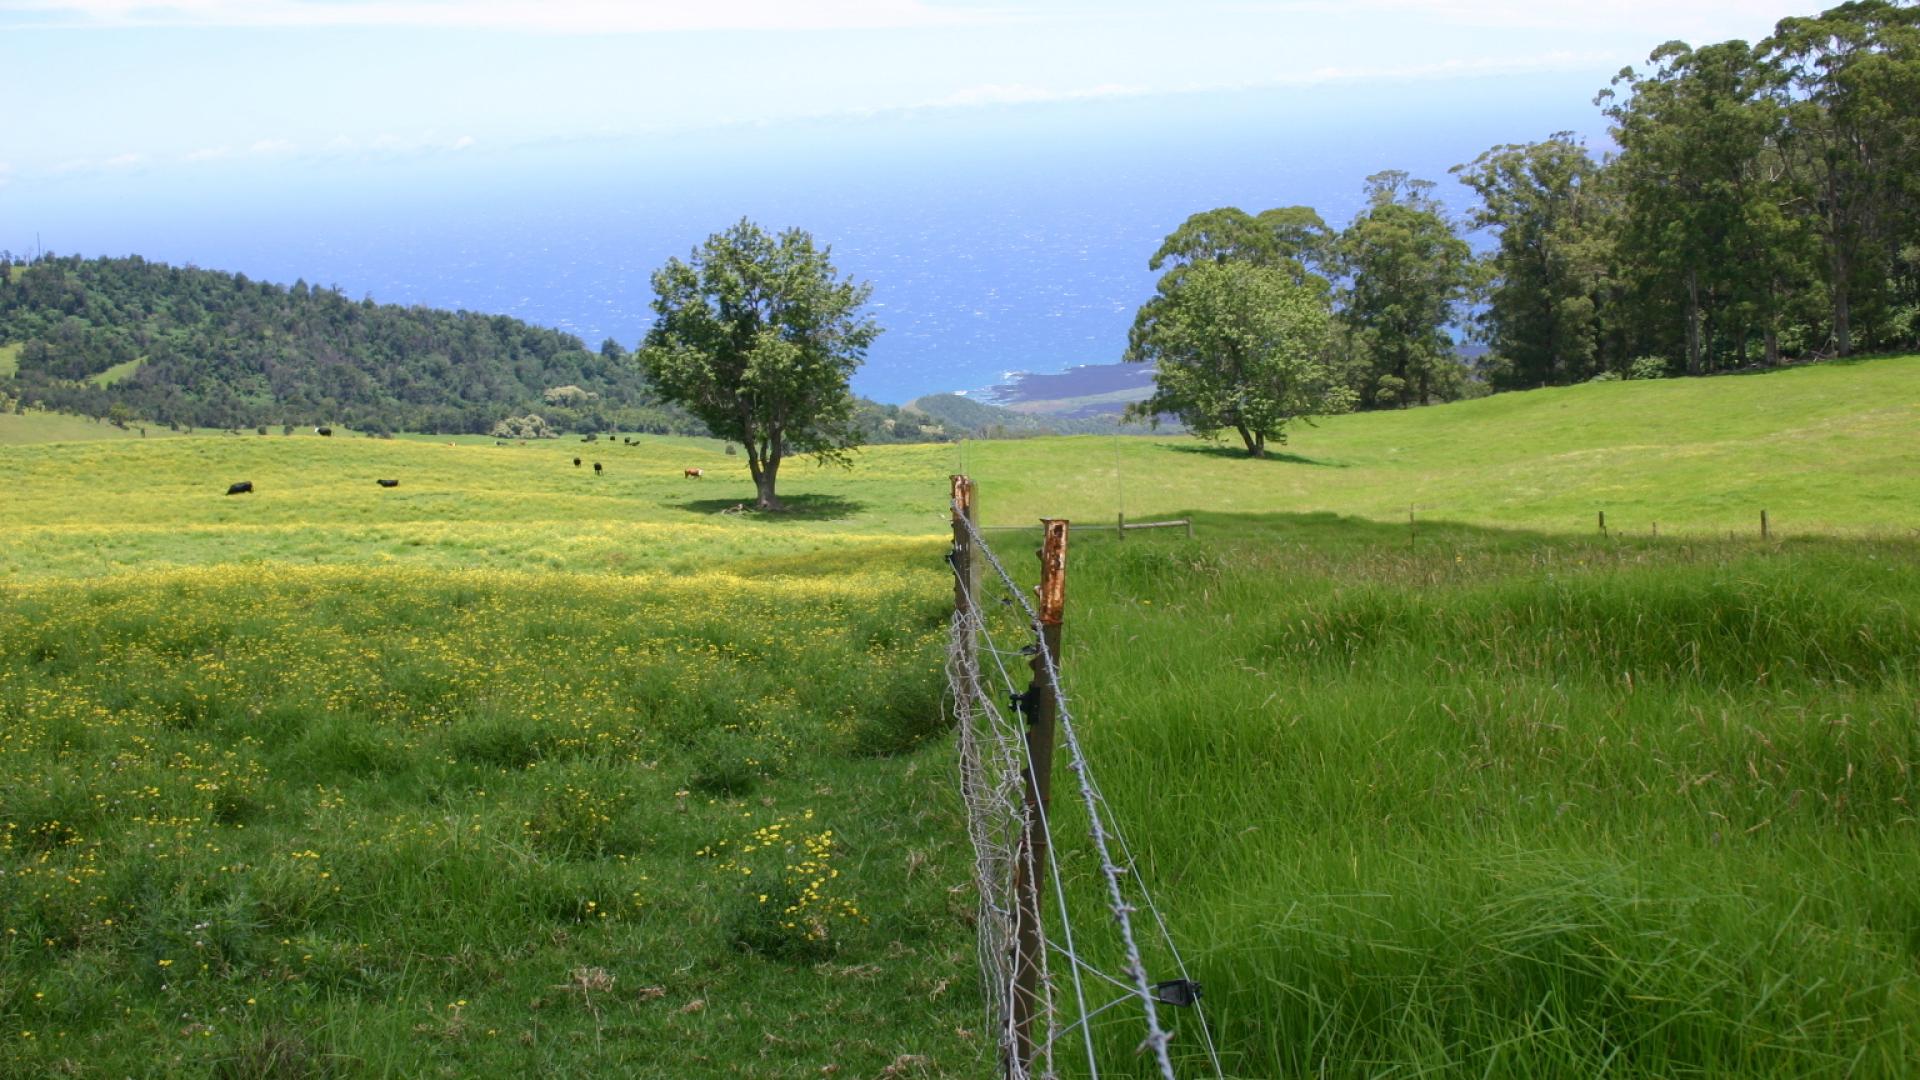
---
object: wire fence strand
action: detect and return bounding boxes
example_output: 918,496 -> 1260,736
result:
948,500 -> 1225,1079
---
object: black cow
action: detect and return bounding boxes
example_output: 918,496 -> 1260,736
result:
573,457 -> 582,467
225,481 -> 253,496
593,462 -> 602,475
377,478 -> 400,488
316,426 -> 333,437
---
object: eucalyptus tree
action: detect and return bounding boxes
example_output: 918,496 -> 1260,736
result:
1602,38 -> 1804,373
1124,259 -> 1352,457
639,219 -> 879,510
1763,1 -> 1920,356
1453,135 -> 1617,386
1335,171 -> 1475,407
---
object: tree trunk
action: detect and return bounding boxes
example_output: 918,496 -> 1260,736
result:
752,455 -> 783,511
1234,423 -> 1263,458
1832,270 -> 1852,357
1685,269 -> 1704,376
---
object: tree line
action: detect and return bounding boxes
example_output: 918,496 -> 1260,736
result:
1130,1 -> 1920,454
0,253 -> 954,443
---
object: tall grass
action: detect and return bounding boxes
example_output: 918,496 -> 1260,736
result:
1042,529 -> 1920,1077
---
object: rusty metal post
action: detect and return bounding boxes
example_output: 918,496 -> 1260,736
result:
1010,518 -> 1067,1075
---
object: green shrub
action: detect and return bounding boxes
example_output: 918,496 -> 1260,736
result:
1628,355 -> 1670,380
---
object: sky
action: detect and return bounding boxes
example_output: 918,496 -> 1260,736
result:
1,0 -> 1800,188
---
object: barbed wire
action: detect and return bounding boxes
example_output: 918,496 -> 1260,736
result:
948,502 -> 1225,1079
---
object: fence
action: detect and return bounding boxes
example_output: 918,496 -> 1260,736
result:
947,474 -> 1222,1080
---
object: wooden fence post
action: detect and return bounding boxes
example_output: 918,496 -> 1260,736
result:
1598,510 -> 1607,536
1761,509 -> 1770,540
950,474 -> 981,700
1118,510 -> 1126,540
1010,518 -> 1067,1075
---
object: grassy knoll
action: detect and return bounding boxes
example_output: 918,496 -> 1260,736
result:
966,353 -> 1920,536
85,356 -> 145,388
3,356 -> 1919,1077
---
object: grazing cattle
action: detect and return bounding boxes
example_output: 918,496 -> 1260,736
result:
225,481 -> 253,496
315,426 -> 333,437
593,462 -> 603,475
573,457 -> 582,467
377,478 -> 400,488
684,467 -> 703,479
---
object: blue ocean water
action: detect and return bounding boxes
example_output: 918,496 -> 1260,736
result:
4,73 -> 1609,404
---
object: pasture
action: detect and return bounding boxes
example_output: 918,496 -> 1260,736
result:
3,355 -> 1920,1077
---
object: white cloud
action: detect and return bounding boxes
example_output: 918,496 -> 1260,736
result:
248,138 -> 297,156
918,82 -> 1148,109
3,0 -> 987,32
1269,0 -> 1786,37
451,134 -> 476,150
912,50 -> 1618,116
100,151 -> 145,168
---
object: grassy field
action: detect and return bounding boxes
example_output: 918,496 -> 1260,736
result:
0,410 -> 186,446
3,356 -> 1919,1076
85,357 -> 146,388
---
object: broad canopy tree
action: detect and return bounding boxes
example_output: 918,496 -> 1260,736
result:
639,220 -> 879,510
1125,259 -> 1353,458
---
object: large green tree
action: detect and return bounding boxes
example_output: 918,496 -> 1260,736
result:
1453,134 -> 1617,387
1148,206 -> 1335,290
1124,259 -> 1352,457
1335,171 -> 1475,407
1764,1 -> 1920,356
639,220 -> 879,510
1603,39 -> 1805,373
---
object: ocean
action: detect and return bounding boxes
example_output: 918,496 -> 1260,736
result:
4,71 -> 1610,404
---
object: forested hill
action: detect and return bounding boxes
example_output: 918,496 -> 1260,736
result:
0,254 -> 700,435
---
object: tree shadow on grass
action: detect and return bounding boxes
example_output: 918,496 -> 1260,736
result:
1166,443 -> 1347,467
668,494 -> 868,522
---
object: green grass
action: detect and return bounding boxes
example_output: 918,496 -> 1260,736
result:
3,356 -> 1919,1076
963,354 -> 1920,537
0,410 -> 184,446
84,356 -> 145,388
0,342 -> 20,379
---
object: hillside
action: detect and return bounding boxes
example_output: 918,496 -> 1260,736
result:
0,254 -> 702,435
958,354 -> 1920,536
906,391 -> 1139,437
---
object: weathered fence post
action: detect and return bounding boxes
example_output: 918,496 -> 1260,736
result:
1598,510 -> 1607,536
1117,510 -> 1126,540
950,474 -> 981,699
1761,509 -> 1770,540
1010,518 -> 1067,1075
